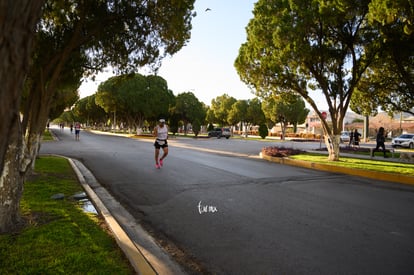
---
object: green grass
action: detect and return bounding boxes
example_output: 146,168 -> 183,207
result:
0,156 -> 134,274
291,153 -> 414,176
42,130 -> 54,141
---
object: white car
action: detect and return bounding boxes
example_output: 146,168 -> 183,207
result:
340,131 -> 350,143
391,133 -> 414,149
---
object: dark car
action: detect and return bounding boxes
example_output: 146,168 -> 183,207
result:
208,127 -> 231,139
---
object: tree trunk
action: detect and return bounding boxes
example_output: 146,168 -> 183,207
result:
325,134 -> 340,161
21,77 -> 54,175
280,121 -> 286,140
0,85 -> 49,233
24,127 -> 43,172
0,0 -> 44,177
0,119 -> 24,233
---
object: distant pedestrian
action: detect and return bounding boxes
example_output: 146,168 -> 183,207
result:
70,123 -> 73,133
372,127 -> 387,158
154,119 -> 168,169
74,122 -> 81,141
349,130 -> 354,147
353,129 -> 361,147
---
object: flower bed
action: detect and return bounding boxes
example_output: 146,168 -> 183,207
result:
262,146 -> 305,157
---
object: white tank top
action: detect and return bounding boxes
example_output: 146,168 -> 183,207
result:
156,125 -> 168,140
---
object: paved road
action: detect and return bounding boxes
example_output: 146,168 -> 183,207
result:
41,128 -> 414,275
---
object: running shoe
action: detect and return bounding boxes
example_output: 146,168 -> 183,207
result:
159,159 -> 163,167
155,163 -> 160,169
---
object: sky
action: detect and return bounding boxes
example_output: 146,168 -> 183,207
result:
79,0 -> 257,105
79,0 -> 328,110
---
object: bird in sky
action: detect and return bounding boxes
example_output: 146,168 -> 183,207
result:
205,8 -> 211,12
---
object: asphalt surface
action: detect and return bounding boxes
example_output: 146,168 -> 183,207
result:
41,128 -> 414,275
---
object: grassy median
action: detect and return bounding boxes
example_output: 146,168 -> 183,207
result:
291,153 -> 414,176
0,156 -> 134,274
42,129 -> 54,141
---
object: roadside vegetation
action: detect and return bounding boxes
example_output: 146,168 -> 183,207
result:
42,129 -> 53,141
262,146 -> 414,176
0,156 -> 134,274
291,154 -> 414,176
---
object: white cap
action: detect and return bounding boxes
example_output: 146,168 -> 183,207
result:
159,119 -> 165,123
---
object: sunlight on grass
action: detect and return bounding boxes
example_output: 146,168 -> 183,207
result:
0,157 -> 133,274
42,130 -> 53,141
291,154 -> 414,176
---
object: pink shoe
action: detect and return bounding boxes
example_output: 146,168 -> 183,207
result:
159,159 -> 164,167
155,163 -> 160,169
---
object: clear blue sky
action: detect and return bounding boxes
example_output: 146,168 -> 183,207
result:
79,0 -> 329,110
156,0 -> 257,105
79,0 -> 257,105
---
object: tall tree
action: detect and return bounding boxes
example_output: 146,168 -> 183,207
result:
262,94 -> 309,139
0,0 -> 44,176
73,94 -> 107,126
0,0 -> 45,233
1,0 -> 195,233
228,100 -> 249,134
209,94 -> 237,126
206,107 -> 216,126
246,98 -> 265,128
96,73 -> 174,131
352,0 -> 414,115
95,76 -> 120,128
235,0 -> 378,161
72,96 -> 90,124
145,75 -> 175,124
86,94 -> 108,127
368,0 -> 414,35
172,92 -> 205,134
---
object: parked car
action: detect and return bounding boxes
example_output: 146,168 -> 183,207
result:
340,131 -> 350,143
208,127 -> 231,139
391,133 -> 414,149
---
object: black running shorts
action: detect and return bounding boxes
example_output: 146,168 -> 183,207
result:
154,139 -> 168,149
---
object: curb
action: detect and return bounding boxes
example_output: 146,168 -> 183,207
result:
67,158 -> 157,275
260,153 -> 414,186
63,157 -> 186,275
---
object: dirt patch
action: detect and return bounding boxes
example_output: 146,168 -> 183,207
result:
24,211 -> 61,227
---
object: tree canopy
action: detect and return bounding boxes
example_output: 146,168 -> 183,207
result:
0,0 -> 196,233
228,100 -> 249,127
0,1 -> 44,179
235,0 -> 378,160
208,94 -> 237,126
351,0 -> 414,115
95,73 -> 174,131
172,92 -> 206,134
262,94 -> 309,139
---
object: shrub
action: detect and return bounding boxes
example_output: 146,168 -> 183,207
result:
258,124 -> 268,139
192,119 -> 201,137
